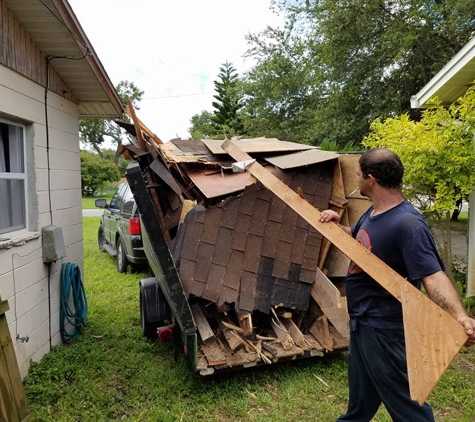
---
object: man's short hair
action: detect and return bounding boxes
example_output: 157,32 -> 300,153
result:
359,148 -> 404,189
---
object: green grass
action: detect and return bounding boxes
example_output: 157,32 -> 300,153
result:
82,193 -> 113,209
23,217 -> 475,421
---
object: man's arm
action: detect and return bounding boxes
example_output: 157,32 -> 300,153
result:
423,271 -> 475,347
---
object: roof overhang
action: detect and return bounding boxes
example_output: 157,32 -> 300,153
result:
411,36 -> 475,109
4,0 -> 123,119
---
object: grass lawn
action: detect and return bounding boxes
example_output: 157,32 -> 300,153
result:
82,193 -> 113,209
23,217 -> 475,421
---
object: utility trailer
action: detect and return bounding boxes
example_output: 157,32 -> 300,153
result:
122,118 -> 370,375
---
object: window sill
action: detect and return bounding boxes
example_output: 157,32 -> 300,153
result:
0,231 -> 40,250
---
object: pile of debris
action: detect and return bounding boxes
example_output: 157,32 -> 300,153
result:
121,112 -> 370,373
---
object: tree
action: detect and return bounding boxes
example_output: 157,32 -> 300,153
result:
362,86 -> 475,280
189,110 -> 217,140
242,0 -> 475,147
80,151 -> 121,196
210,61 -> 244,138
80,80 -> 144,159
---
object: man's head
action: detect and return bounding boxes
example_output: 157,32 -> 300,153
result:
358,148 -> 404,191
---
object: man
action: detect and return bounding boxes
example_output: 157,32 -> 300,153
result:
318,148 -> 475,422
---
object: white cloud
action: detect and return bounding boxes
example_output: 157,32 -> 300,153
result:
69,0 -> 284,142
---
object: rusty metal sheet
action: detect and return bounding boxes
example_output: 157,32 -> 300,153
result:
202,138 -> 317,155
263,149 -> 339,169
181,164 -> 275,199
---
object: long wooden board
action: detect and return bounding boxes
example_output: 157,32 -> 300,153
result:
222,140 -> 468,404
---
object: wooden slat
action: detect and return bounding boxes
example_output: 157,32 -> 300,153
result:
191,303 -> 215,344
222,140 -> 468,404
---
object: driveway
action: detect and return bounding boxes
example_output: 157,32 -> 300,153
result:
83,209 -> 103,217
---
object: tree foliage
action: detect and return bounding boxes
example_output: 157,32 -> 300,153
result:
189,111 -> 217,140
362,85 -> 475,276
210,61 -> 244,138
80,80 -> 144,159
239,0 -> 475,146
80,151 -> 121,196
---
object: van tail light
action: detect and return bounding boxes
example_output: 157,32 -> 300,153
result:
129,217 -> 141,235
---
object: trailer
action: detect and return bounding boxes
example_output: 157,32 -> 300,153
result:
121,113 -> 370,374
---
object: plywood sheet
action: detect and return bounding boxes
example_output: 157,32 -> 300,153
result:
202,138 -> 317,155
264,149 -> 339,169
181,164 -> 275,199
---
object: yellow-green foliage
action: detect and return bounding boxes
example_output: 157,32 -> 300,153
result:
363,86 -> 475,215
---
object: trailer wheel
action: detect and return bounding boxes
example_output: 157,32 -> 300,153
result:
139,277 -> 171,340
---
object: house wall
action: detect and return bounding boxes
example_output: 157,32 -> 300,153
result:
0,64 -> 83,379
0,0 -> 78,103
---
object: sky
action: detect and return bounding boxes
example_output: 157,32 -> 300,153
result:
68,0 -> 285,144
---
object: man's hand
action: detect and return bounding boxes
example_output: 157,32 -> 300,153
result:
457,315 -> 475,347
319,209 -> 341,223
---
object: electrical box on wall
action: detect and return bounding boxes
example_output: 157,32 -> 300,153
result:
42,225 -> 66,263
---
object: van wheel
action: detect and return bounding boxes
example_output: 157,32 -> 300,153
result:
98,226 -> 106,252
116,237 -> 129,273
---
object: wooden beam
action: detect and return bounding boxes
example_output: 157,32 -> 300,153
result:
222,140 -> 468,404
191,303 -> 215,344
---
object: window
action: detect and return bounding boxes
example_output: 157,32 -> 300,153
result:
0,119 -> 26,235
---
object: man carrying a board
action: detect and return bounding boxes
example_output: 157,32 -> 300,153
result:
319,148 -> 475,422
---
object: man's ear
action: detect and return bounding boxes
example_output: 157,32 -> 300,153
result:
367,174 -> 376,185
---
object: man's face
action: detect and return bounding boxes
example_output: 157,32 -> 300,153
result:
356,166 -> 370,198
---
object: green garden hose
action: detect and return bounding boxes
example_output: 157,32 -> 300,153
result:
60,263 -> 88,344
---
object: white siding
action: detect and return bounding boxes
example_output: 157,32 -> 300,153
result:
0,64 -> 83,378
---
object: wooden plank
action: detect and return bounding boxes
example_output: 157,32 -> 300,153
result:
309,316 -> 333,351
216,315 -> 243,352
311,268 -> 344,309
191,303 -> 215,344
281,318 -> 312,350
264,149 -> 339,169
236,311 -> 254,338
222,140 -> 467,404
201,342 -> 228,366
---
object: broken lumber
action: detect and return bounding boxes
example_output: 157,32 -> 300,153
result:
222,140 -> 468,404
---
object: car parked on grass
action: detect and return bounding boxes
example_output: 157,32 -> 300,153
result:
95,182 -> 147,273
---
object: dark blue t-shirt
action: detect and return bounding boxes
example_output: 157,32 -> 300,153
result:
346,200 -> 444,329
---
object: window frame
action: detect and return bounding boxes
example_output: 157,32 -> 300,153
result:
0,117 -> 28,236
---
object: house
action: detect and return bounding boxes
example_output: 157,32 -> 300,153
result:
411,35 -> 475,297
0,0 -> 122,378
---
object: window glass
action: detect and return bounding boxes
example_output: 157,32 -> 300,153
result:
109,188 -> 121,210
0,121 -> 26,235
122,185 -> 135,217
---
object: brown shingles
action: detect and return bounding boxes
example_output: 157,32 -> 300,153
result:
223,250 -> 244,289
238,184 -> 259,216
248,198 -> 271,237
179,258 -> 196,294
279,206 -> 297,243
181,221 -> 203,261
200,207 -> 222,244
230,213 -> 251,251
212,227 -> 233,266
203,264 -> 226,303
290,228 -> 307,264
242,235 -> 263,273
272,241 -> 292,279
193,242 -> 215,282
238,271 -> 257,312
267,195 -> 286,223
261,220 -> 280,259
220,197 -> 239,229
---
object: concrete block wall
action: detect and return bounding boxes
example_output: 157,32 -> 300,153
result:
0,65 -> 83,379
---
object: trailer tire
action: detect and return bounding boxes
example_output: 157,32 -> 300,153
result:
139,277 -> 171,340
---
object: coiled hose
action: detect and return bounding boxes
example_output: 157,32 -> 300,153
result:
60,262 -> 88,344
